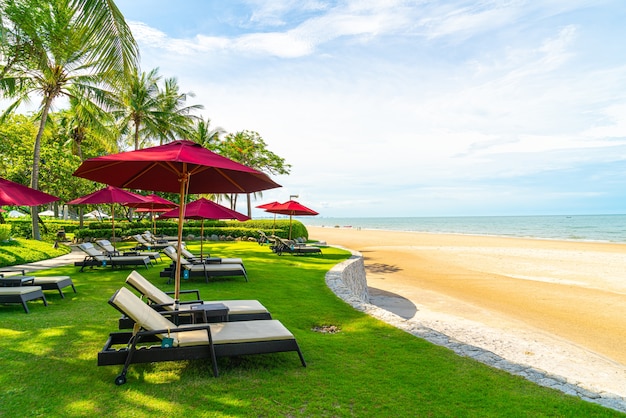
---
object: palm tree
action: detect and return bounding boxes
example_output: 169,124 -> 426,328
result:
54,89 -> 119,160
191,116 -> 225,150
113,68 -> 203,149
153,77 -> 204,145
0,0 -> 138,239
112,67 -> 161,150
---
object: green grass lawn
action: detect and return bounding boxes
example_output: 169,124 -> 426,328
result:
0,240 -> 621,417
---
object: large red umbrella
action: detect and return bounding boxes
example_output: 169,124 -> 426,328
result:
160,197 -> 250,258
0,176 -> 59,206
265,200 -> 318,240
67,185 -> 147,248
125,193 -> 178,234
72,140 -> 280,301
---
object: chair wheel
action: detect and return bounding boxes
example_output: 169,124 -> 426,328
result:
114,375 -> 127,385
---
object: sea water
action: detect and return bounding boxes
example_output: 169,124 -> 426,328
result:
301,214 -> 626,244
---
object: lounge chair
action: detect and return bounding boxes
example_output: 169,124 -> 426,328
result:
162,246 -> 248,283
75,243 -> 151,272
1,269 -> 76,299
98,287 -> 306,384
273,237 -> 322,256
131,234 -> 171,250
118,271 -> 270,328
257,230 -> 277,246
32,276 -> 76,298
96,239 -> 161,262
143,231 -> 179,246
179,247 -> 244,267
0,286 -> 47,313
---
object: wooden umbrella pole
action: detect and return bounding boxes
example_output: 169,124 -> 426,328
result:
200,219 -> 204,259
174,174 -> 187,304
112,204 -> 116,249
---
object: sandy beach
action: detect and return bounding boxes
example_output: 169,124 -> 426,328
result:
307,226 -> 626,399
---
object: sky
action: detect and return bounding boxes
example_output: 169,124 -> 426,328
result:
114,0 -> 626,218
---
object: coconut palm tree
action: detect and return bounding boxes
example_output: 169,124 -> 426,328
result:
113,69 -> 204,149
153,77 -> 204,145
112,67 -> 162,150
190,116 -> 225,150
0,0 -> 138,239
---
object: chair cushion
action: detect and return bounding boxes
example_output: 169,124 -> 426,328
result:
112,287 -> 174,340
0,286 -> 42,295
175,320 -> 294,347
207,300 -> 268,315
126,271 -> 175,308
30,276 -> 70,284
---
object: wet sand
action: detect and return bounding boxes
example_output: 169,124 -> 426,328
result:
307,226 -> 626,396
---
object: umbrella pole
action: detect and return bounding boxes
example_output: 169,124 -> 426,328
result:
200,219 -> 204,259
289,214 -> 293,240
112,204 -> 116,250
175,176 -> 187,305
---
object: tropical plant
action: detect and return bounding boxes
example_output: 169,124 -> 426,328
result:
218,130 -> 291,216
190,116 -> 225,150
0,0 -> 138,239
112,68 -> 203,150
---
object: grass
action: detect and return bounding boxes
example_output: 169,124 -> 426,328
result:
0,240 -> 621,417
0,237 -> 69,267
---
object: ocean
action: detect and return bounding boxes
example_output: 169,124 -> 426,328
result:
300,214 -> 626,244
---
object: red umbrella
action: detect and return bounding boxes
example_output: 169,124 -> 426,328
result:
160,197 -> 250,258
67,185 -> 147,248
256,201 -> 281,234
265,200 -> 318,240
73,140 -> 280,301
125,193 -> 178,234
0,176 -> 59,206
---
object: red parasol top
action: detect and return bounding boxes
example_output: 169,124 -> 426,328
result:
0,176 -> 59,206
160,198 -> 249,221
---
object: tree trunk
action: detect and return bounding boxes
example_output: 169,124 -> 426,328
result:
30,94 -> 53,240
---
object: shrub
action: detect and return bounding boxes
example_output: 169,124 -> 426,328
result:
0,224 -> 11,241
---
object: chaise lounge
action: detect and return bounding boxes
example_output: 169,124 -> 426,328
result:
98,287 -> 306,384
163,247 -> 248,283
273,237 -> 322,256
96,239 -> 161,262
124,271 -> 270,324
0,286 -> 47,313
75,243 -> 151,272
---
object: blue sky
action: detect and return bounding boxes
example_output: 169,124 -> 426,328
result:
114,0 -> 626,218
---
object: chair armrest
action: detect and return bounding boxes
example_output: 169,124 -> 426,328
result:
0,269 -> 26,277
164,289 -> 201,299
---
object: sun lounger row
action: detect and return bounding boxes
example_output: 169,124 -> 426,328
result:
0,271 -> 77,313
98,272 -> 306,384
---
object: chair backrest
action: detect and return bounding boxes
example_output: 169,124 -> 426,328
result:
163,246 -> 190,265
95,239 -> 115,253
110,287 -> 175,342
126,271 -> 176,311
181,248 -> 199,260
78,243 -> 105,260
133,234 -> 148,244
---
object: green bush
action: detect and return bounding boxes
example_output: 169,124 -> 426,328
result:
71,219 -> 310,241
0,224 -> 10,241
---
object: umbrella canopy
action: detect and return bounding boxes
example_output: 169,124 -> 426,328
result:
68,185 -> 147,248
160,197 -> 250,259
265,200 -> 318,239
256,201 -> 282,234
73,140 -> 280,302
0,176 -> 59,206
125,193 -> 178,234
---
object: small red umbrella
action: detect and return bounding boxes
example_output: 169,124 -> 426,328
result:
0,176 -> 59,206
160,197 -> 249,259
265,200 -> 318,240
73,140 -> 280,302
125,193 -> 178,234
68,185 -> 147,248
256,201 -> 282,234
